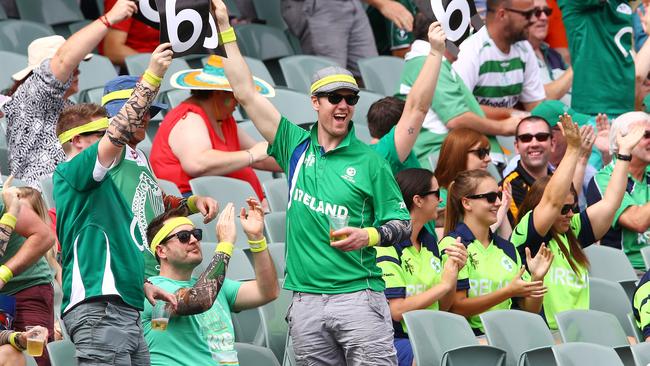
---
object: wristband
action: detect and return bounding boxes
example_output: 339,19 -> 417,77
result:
9,332 -> 24,352
616,153 -> 632,161
143,69 -> 162,87
246,150 -> 254,166
187,195 -> 199,214
0,265 -> 13,283
247,237 -> 267,253
364,227 -> 380,247
0,213 -> 17,229
216,241 -> 234,257
218,27 -> 237,44
99,15 -> 111,28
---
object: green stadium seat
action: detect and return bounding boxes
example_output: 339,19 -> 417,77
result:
262,178 -> 288,213
66,20 -> 92,39
161,89 -> 191,109
234,24 -> 294,62
264,212 -> 286,244
192,243 -> 255,281
0,20 -> 55,54
190,176 -> 256,213
78,86 -> 103,104
251,0 -> 286,30
552,343 -> 624,366
125,53 -> 191,95
353,122 -> 372,144
223,0 -> 242,18
24,354 -> 38,366
584,245 -> 638,302
243,242 -> 286,279
278,55 -> 339,94
46,340 -> 78,366
269,88 -> 316,125
358,56 -> 405,96
589,277 -> 639,341
0,50 -> 27,91
232,309 -> 264,345
15,0 -> 84,37
354,90 -> 384,126
235,343 -> 281,366
78,54 -> 118,99
157,178 -> 182,197
258,284 -> 292,362
0,5 -> 7,20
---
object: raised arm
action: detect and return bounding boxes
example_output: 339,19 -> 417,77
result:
51,0 -> 136,83
543,67 -> 573,101
572,125 -> 596,198
214,0 -> 281,143
531,114 -> 582,236
587,124 -> 645,239
98,43 -> 172,167
364,0 -> 413,31
393,22 -> 445,162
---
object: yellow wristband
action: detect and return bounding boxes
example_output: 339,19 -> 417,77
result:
364,228 -> 380,247
0,265 -> 13,283
9,332 -> 24,352
219,27 -> 237,44
0,213 -> 17,229
247,237 -> 267,253
143,69 -> 162,87
187,195 -> 199,214
216,241 -> 234,257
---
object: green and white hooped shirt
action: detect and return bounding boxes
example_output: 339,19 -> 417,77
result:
511,210 -> 596,329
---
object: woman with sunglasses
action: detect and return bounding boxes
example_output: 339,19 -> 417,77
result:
511,115 -> 645,330
439,169 -> 553,335
376,168 -> 467,366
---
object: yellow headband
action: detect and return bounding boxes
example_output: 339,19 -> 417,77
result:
57,117 -> 109,144
150,217 -> 195,254
310,74 -> 358,94
101,89 -> 134,106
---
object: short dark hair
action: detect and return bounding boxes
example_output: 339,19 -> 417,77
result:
367,97 -> 405,139
396,168 -> 435,211
190,89 -> 214,100
486,0 -> 511,11
146,205 -> 192,261
414,12 -> 435,41
515,116 -> 552,136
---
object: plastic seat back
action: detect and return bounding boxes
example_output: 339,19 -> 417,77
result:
552,342 -> 623,366
0,20 -> 55,54
354,90 -> 385,126
358,56 -> 404,96
47,340 -> 78,366
235,342 -> 281,366
264,211 -> 286,243
589,277 -> 638,339
234,24 -> 294,61
278,55 -> 339,94
0,50 -> 26,91
555,309 -> 630,347
263,178 -> 288,213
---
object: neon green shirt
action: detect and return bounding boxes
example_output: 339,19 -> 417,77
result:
634,271 -> 650,339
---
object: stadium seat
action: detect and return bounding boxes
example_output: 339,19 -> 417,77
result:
354,90 -> 384,126
278,55 -> 339,94
0,20 -> 55,54
283,334 -> 296,366
138,134 -> 153,159
244,242 -> 286,279
497,135 -> 516,158
157,178 -> 182,197
630,342 -> 650,366
24,354 -> 37,366
264,211 -> 286,243
552,343 -> 624,366
354,122 -> 372,144
0,50 -> 26,91
188,208 -> 249,248
39,176 -> 55,209
255,169 -> 274,183
52,279 -> 63,320
0,4 -> 7,20
358,56 -> 404,96
78,55 -> 118,100
641,246 -> 650,270
0,147 -> 10,176
269,88 -> 317,125
47,339 -> 78,366
161,89 -> 191,109
584,245 -> 638,301
223,0 -> 242,18
234,24 -> 294,62
192,243 -> 255,281
263,178 -> 288,213
232,309 -> 264,345
190,176 -> 256,212
627,313 -> 644,343
259,284 -> 292,362
15,0 -> 84,37
589,277 -> 639,341
65,20 -> 92,39
403,310 -> 507,366
251,0 -> 286,30
125,54 -> 191,95
235,342 -> 281,366
480,310 -> 555,366
78,86 -> 103,104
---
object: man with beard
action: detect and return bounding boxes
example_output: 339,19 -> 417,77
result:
453,0 -> 545,116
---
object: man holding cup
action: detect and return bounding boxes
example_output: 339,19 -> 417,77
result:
214,0 -> 412,364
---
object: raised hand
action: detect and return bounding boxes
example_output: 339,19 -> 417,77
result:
147,43 -> 174,78
579,125 -> 595,158
428,21 -> 446,54
506,266 -> 547,298
216,203 -> 236,244
617,122 -> 646,155
239,197 -> 265,241
558,113 -> 581,148
105,0 -> 138,26
2,176 -> 21,217
212,0 -> 231,29
525,243 -> 554,281
248,142 -> 269,164
594,113 -> 610,153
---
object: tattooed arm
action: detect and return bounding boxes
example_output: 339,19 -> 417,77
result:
97,43 -> 173,167
376,219 -> 413,247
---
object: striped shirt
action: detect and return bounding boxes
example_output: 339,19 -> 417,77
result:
453,27 -> 545,108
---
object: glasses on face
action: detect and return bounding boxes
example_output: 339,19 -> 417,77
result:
163,228 -> 203,244
560,203 -> 579,215
468,147 -> 491,160
517,132 -> 551,143
533,6 -> 552,17
644,130 -> 650,139
466,191 -> 503,204
420,189 -> 440,199
317,92 -> 360,106
504,7 -> 537,20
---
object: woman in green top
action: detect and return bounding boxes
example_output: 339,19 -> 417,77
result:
439,169 -> 553,334
511,114 -> 646,329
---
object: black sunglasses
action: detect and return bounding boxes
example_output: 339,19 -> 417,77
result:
532,6 -> 552,17
468,148 -> 491,160
466,191 -> 503,204
317,92 -> 360,106
517,132 -> 551,143
420,189 -> 440,199
644,130 -> 650,139
163,228 -> 203,244
504,6 -> 549,20
560,204 -> 579,215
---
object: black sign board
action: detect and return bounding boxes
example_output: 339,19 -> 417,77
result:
425,0 -> 484,55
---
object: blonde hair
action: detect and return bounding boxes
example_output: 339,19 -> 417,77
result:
17,187 -> 51,225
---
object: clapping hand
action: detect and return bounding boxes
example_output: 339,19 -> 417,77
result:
525,243 -> 554,281
216,203 -> 236,244
558,113 -> 581,148
428,22 -> 446,55
617,122 -> 646,155
239,197 -> 265,241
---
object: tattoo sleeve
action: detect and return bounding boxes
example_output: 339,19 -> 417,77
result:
0,330 -> 12,346
376,219 -> 412,247
173,251 -> 230,316
106,80 -> 160,147
0,223 -> 15,257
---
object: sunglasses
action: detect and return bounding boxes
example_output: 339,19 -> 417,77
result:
420,189 -> 440,199
516,132 -> 551,143
163,228 -> 203,244
468,147 -> 491,160
560,204 -> 579,215
504,6 -> 551,20
644,130 -> 650,139
317,92 -> 360,106
466,191 -> 503,204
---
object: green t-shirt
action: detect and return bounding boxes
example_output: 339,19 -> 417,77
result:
558,0 -> 635,115
367,0 -> 417,55
108,146 -> 165,279
267,117 -> 411,294
54,142 -> 145,313
0,199 -> 53,296
143,276 -> 241,366
399,40 -> 504,168
376,228 -> 443,338
439,223 -> 529,333
634,271 -> 650,339
510,211 -> 595,329
369,126 -> 421,175
586,161 -> 650,269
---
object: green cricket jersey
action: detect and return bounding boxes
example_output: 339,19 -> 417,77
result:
511,210 -> 595,329
376,227 -> 443,338
268,117 -> 411,294
369,126 -> 421,175
0,199 -> 53,296
54,142 -> 145,314
439,222 -> 529,333
399,40 -> 505,168
367,0 -> 417,55
586,160 -> 650,269
634,271 -> 650,340
143,277 -> 241,366
558,0 -> 634,115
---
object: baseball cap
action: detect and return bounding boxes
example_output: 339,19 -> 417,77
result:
310,66 -> 359,95
11,35 -> 93,81
530,100 -> 591,127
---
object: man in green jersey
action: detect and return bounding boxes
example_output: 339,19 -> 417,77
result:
634,270 -> 650,340
53,44 -> 177,365
587,112 -> 650,270
214,1 -> 412,364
